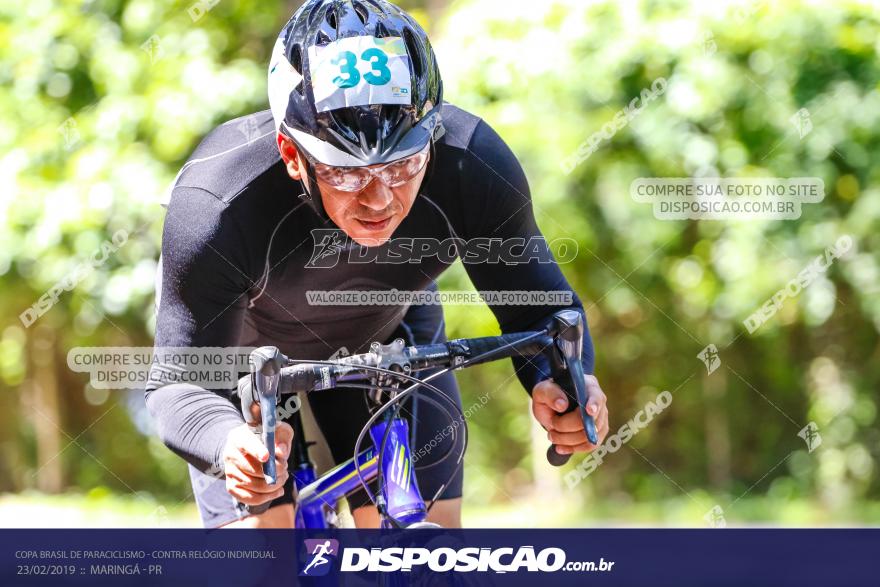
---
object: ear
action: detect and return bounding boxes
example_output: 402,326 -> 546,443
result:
277,133 -> 305,180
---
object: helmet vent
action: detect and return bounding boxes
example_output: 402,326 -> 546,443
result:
290,43 -> 303,75
352,1 -> 369,24
315,29 -> 331,45
326,7 -> 338,29
374,21 -> 390,38
403,27 -> 424,78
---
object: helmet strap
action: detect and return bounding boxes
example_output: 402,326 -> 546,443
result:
299,159 -> 330,221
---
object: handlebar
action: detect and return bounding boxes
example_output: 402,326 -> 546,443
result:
236,310 -> 597,483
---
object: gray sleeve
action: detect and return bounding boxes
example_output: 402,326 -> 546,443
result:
145,384 -> 244,473
144,186 -> 254,473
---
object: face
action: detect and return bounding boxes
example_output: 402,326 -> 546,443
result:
277,135 -> 428,247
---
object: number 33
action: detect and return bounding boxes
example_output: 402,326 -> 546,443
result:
331,48 -> 391,88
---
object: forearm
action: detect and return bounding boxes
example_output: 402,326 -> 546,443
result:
144,383 -> 244,473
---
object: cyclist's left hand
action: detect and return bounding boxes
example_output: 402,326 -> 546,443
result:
532,374 -> 609,455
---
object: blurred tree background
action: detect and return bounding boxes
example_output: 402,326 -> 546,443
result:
1,0 -> 878,526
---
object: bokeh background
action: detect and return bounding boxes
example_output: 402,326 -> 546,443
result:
2,0 -> 879,527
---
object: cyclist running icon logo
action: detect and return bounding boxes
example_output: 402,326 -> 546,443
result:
300,539 -> 340,576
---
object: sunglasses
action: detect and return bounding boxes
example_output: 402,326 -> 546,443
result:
304,143 -> 431,192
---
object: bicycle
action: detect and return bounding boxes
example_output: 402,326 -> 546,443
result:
234,309 -> 598,529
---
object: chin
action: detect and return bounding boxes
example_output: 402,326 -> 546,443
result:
349,233 -> 392,247
345,221 -> 398,247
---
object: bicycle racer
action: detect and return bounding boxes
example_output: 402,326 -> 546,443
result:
145,0 -> 609,529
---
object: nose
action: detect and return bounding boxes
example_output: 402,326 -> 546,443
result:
356,178 -> 394,211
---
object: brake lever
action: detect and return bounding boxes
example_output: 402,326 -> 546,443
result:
243,346 -> 287,485
546,310 -> 598,467
564,352 -> 598,445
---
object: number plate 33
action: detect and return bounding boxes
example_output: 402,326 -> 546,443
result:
309,36 -> 412,112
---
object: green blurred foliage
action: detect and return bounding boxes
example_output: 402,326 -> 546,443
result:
0,0 -> 878,524
438,0 -> 880,519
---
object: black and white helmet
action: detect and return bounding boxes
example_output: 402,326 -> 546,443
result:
268,0 -> 444,171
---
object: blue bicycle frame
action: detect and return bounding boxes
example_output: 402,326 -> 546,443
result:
293,416 -> 426,529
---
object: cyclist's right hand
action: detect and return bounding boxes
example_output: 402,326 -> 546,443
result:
221,422 -> 293,506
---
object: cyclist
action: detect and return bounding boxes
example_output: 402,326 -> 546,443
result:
145,0 -> 609,529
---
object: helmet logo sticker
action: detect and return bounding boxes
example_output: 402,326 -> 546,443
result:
308,36 -> 412,112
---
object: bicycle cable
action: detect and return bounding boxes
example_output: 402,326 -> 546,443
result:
348,374 -> 464,520
370,387 -> 463,527
396,329 -> 554,517
335,383 -> 459,471
347,328 -> 552,524
355,381 -> 467,504
346,383 -> 463,521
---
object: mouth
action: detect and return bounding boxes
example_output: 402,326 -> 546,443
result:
356,216 -> 393,232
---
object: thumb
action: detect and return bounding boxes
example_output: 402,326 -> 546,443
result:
533,379 -> 569,412
240,427 -> 271,463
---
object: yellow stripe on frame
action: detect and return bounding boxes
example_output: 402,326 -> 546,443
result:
395,443 -> 405,485
316,456 -> 378,499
